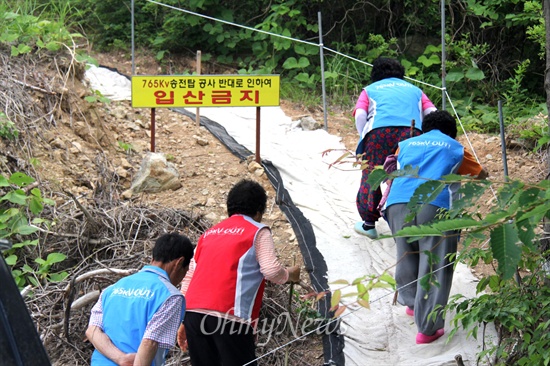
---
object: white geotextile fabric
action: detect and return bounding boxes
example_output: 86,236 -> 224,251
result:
188,106 -> 496,366
85,65 -> 132,101
86,67 -> 496,365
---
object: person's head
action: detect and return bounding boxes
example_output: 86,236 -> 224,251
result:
152,232 -> 194,285
421,110 -> 457,138
370,57 -> 405,83
226,179 -> 267,219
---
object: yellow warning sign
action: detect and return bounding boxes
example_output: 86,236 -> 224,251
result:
131,75 -> 280,108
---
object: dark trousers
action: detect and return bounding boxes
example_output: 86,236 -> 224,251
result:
184,312 -> 257,366
357,127 -> 421,223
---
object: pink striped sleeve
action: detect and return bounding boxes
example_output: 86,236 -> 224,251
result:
255,227 -> 289,284
180,258 -> 195,295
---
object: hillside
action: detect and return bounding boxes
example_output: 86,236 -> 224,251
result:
1,47 -> 547,365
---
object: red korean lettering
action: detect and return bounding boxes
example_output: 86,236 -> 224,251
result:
182,91 -> 205,105
240,90 -> 259,104
212,90 -> 232,104
154,90 -> 174,105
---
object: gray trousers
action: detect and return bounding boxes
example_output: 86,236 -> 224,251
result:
386,204 -> 458,335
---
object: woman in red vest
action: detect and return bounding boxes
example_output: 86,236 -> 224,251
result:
178,179 -> 300,366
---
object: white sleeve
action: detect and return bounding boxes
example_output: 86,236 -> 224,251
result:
355,108 -> 367,136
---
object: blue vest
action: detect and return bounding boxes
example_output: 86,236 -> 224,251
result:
91,266 -> 184,366
356,78 -> 424,155
386,130 -> 464,210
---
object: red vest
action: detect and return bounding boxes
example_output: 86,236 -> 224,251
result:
186,215 -> 267,321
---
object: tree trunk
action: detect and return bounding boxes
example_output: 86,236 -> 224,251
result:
543,0 -> 550,279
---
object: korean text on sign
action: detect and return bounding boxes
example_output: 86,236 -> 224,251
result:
131,75 -> 280,108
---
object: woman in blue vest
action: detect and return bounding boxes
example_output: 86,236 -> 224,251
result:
86,233 -> 194,365
384,110 -> 487,344
353,57 -> 436,239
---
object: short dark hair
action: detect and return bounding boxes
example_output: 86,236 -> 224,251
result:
152,233 -> 194,267
370,57 -> 405,82
227,179 -> 267,218
421,110 -> 457,138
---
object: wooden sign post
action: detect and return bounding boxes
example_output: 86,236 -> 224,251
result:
131,74 -> 280,163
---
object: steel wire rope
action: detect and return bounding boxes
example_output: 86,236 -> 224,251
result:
143,0 -> 506,360
242,260 -> 457,366
144,1 -> 495,173
144,1 -> 492,176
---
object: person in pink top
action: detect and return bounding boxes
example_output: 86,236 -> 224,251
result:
353,57 -> 437,239
177,179 -> 300,366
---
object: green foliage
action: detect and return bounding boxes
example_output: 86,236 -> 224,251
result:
0,112 -> 19,140
117,140 -> 134,155
69,0 -> 547,138
85,90 -> 111,104
0,1 -> 83,56
1,172 -> 67,288
366,167 -> 550,363
329,271 -> 396,314
447,277 -> 550,365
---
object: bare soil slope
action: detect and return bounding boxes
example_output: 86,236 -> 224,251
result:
0,48 -> 546,365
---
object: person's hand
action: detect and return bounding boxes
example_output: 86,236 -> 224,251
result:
116,352 -> 135,366
287,265 -> 300,284
177,323 -> 188,352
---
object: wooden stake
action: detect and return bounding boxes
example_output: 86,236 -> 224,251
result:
196,50 -> 201,126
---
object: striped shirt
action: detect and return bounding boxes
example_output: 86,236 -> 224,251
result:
89,291 -> 183,349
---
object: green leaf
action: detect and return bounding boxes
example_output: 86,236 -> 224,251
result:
16,44 -> 32,55
445,70 -> 464,82
2,191 -> 27,205
331,289 -> 341,309
393,225 -> 442,238
5,254 -> 17,266
417,54 -> 441,67
407,181 -> 445,217
366,168 -> 388,191
45,42 -> 60,51
490,223 -> 521,280
431,217 -> 480,232
516,202 -> 550,222
29,196 -> 44,215
330,279 -> 350,285
49,272 -> 69,282
465,67 -> 485,81
379,272 -> 396,287
282,57 -> 298,69
45,252 -> 66,264
9,172 -> 34,187
516,220 -> 536,250
0,175 -> 9,187
14,224 -> 38,235
296,57 -> 310,68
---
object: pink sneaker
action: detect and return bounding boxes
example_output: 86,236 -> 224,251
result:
405,306 -> 414,316
416,329 -> 445,344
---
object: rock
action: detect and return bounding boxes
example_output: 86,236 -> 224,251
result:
115,166 -> 128,178
120,157 -> 132,169
204,212 -> 218,222
127,152 -> 182,194
51,137 -> 65,149
248,161 -> 263,174
194,135 -> 209,146
300,116 -> 322,131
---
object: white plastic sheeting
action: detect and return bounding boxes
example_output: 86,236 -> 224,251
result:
86,66 -> 496,365
85,65 -> 132,101
186,106 -> 496,366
